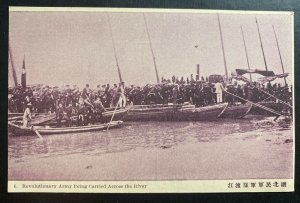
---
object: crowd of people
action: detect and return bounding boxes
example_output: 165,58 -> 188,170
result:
8,76 -> 292,127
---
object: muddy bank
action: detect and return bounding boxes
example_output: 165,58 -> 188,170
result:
9,125 -> 293,180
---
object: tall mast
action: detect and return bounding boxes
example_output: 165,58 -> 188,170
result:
217,14 -> 228,81
240,25 -> 252,81
272,25 -> 287,85
143,13 -> 159,83
107,13 -> 123,83
8,42 -> 18,87
255,17 -> 268,71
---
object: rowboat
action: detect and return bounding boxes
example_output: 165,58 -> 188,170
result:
8,120 -> 123,136
8,113 -> 56,125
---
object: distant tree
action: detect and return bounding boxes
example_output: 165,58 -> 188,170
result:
161,76 -> 164,82
206,76 -> 208,82
201,76 -> 205,81
187,77 -> 190,84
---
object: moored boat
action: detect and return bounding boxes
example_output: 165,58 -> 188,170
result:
8,120 -> 123,136
125,103 -> 228,121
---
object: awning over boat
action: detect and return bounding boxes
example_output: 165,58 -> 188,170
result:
232,69 -> 275,77
257,73 -> 289,83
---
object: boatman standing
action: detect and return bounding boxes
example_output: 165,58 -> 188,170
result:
22,102 -> 32,128
214,81 -> 224,103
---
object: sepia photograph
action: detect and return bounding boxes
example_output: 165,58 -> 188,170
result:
7,7 -> 294,193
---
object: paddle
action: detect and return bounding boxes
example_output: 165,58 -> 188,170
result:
34,130 -> 43,139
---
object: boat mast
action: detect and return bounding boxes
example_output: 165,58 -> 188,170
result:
255,17 -> 268,71
240,25 -> 252,81
217,14 -> 228,82
272,25 -> 287,85
143,13 -> 160,83
8,42 -> 18,86
107,13 -> 123,83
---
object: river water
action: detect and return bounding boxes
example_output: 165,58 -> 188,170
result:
8,116 -> 294,180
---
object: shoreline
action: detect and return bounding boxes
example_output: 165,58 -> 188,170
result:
8,127 -> 293,181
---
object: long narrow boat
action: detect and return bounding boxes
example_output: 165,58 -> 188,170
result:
125,103 -> 228,121
8,113 -> 56,125
8,120 -> 123,136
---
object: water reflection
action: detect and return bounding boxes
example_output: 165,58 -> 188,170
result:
8,117 -> 291,164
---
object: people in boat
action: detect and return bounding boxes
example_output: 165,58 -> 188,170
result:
82,84 -> 93,107
65,103 -> 73,127
172,84 -> 179,105
8,76 -> 292,115
92,97 -> 106,123
22,103 -> 32,128
118,82 -> 127,107
77,100 -> 89,126
111,84 -> 119,107
56,103 -> 65,127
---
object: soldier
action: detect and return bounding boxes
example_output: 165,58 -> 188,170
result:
22,103 -> 32,128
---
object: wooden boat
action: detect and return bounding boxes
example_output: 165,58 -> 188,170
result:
219,103 -> 253,119
102,107 -> 129,122
8,120 -> 123,136
125,103 -> 228,121
8,113 -> 56,125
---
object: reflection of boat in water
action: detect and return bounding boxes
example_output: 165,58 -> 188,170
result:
8,120 -> 123,136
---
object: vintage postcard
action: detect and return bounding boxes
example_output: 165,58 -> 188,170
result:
7,7 -> 294,193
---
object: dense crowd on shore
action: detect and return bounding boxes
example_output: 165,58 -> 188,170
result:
8,77 -> 292,116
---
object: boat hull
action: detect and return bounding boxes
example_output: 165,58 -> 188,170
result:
125,103 -> 228,121
8,121 -> 123,136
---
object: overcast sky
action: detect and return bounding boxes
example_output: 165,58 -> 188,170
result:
9,9 -> 293,88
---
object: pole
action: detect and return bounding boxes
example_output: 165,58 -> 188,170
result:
272,25 -> 287,85
255,17 -> 268,71
107,97 -> 120,131
8,43 -> 18,86
107,13 -> 123,83
143,13 -> 160,83
223,89 -> 284,116
217,14 -> 228,81
240,26 -> 252,81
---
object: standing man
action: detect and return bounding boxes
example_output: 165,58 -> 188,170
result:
172,84 -> 179,105
22,103 -> 32,127
118,82 -> 126,107
214,80 -> 224,103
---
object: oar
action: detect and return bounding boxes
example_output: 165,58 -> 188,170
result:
259,86 -> 288,103
107,97 -> 121,131
257,87 -> 292,108
34,130 -> 43,139
223,90 -> 284,117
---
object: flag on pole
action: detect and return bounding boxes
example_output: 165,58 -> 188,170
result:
21,56 -> 26,89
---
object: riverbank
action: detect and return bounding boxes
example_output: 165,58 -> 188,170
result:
8,120 -> 293,180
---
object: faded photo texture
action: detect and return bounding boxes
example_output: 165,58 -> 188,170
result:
8,9 -> 293,188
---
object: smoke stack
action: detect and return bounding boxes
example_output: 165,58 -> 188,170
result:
196,64 -> 200,81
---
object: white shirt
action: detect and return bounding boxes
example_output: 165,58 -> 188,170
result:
215,82 -> 224,94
